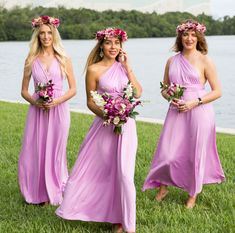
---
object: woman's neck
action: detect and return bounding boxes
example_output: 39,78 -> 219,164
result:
40,47 -> 54,57
182,49 -> 198,57
101,57 -> 116,67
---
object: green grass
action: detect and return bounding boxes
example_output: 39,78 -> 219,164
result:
0,100 -> 234,233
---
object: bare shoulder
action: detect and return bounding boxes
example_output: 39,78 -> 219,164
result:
201,54 -> 216,69
87,63 -> 100,73
86,63 -> 100,82
165,56 -> 174,68
87,62 -> 107,77
64,56 -> 73,66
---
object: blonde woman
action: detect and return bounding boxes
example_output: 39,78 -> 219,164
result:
18,16 -> 76,205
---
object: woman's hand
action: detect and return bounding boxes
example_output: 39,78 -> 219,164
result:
161,89 -> 171,101
34,101 -> 46,109
42,99 -> 60,110
118,49 -> 131,70
118,48 -> 142,98
174,99 -> 198,112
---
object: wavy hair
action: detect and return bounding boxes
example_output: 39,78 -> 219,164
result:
173,19 -> 208,55
25,24 -> 68,76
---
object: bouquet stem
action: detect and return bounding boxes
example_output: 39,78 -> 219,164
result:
114,126 -> 122,135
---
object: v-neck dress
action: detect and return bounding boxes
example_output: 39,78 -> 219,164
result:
18,57 -> 70,205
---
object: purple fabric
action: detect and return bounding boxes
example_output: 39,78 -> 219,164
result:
18,58 -> 70,205
56,62 -> 137,232
143,53 -> 225,197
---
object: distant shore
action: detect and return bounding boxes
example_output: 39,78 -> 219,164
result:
1,99 -> 235,135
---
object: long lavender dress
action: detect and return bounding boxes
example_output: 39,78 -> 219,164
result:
18,57 -> 70,205
143,53 -> 225,197
56,61 -> 137,232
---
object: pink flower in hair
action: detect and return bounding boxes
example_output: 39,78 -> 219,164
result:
31,15 -> 60,29
176,20 -> 206,34
95,27 -> 128,42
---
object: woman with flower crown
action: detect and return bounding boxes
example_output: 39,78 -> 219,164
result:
143,19 -> 225,208
18,16 -> 76,205
56,28 -> 142,233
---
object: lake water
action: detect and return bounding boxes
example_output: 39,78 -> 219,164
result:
0,36 -> 235,129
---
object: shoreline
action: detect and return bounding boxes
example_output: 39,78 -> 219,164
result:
1,99 -> 235,135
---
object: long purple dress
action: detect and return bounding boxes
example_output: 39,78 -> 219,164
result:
18,57 -> 70,205
143,53 -> 225,197
56,61 -> 137,232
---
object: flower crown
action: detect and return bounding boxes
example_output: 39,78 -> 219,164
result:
176,20 -> 206,34
31,15 -> 60,29
95,27 -> 128,42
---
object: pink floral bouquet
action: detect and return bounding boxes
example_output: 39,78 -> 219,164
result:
160,82 -> 186,102
91,81 -> 141,134
35,79 -> 54,104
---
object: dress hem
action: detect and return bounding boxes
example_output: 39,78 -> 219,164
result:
55,211 -> 135,232
142,177 -> 225,196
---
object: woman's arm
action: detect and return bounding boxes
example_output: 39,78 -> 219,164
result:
119,49 -> 142,98
21,61 -> 44,108
200,56 -> 222,103
161,58 -> 171,101
85,66 -> 105,118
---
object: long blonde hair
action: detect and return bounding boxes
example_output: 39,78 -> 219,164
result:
25,24 -> 68,76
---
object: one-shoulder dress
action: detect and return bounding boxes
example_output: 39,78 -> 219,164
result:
56,61 -> 137,232
143,53 -> 225,197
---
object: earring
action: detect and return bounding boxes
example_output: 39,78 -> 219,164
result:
99,47 -> 104,58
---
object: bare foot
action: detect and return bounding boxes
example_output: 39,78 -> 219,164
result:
155,186 -> 169,202
186,196 -> 196,209
39,201 -> 50,206
113,224 -> 123,233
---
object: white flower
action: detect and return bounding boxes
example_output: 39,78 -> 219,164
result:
90,90 -> 106,108
120,103 -> 126,109
113,116 -> 120,125
124,83 -> 133,98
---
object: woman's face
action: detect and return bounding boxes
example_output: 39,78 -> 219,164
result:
38,24 -> 53,48
101,37 -> 121,59
181,30 -> 198,51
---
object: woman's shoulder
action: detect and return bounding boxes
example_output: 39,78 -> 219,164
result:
87,63 -> 101,73
199,53 -> 214,66
86,63 -> 103,81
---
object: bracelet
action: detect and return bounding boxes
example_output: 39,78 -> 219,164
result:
198,97 -> 203,105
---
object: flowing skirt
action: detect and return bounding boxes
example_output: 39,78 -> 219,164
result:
56,117 -> 137,232
143,89 -> 225,196
18,91 -> 70,205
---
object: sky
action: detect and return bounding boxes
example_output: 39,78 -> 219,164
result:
0,0 -> 234,18
211,0 -> 235,18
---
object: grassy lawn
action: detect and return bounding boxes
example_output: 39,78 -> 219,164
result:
0,101 -> 234,233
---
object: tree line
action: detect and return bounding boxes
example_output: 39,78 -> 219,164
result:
0,6 -> 234,41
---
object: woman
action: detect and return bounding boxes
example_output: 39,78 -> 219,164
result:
18,15 -> 76,205
143,19 -> 225,208
56,28 -> 142,233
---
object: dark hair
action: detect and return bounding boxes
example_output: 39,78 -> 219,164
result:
173,19 -> 208,55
